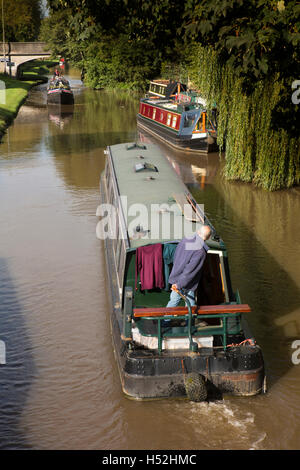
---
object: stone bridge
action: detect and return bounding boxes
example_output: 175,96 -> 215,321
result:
0,42 -> 52,77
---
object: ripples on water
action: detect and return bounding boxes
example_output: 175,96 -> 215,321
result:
0,74 -> 299,450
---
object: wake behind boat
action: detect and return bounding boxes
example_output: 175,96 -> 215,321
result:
47,75 -> 74,105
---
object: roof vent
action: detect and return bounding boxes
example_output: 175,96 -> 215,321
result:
135,163 -> 158,173
126,143 -> 147,150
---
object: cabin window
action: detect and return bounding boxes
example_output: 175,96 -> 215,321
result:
115,238 -> 122,275
107,177 -> 113,201
183,113 -> 197,128
115,238 -> 126,291
107,172 -> 116,207
109,187 -> 115,206
167,114 -> 172,126
153,108 -> 156,119
113,217 -> 119,252
172,116 -> 177,128
105,160 -> 111,182
118,244 -> 126,282
160,112 -> 164,121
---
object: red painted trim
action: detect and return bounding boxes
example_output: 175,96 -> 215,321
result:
139,102 -> 181,131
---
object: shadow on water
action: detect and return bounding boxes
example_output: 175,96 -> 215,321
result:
186,180 -> 300,391
44,131 -> 134,155
0,258 -> 35,449
49,131 -> 137,190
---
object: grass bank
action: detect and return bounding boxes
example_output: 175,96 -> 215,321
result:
0,59 -> 58,141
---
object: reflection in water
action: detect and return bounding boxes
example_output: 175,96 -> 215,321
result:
0,70 -> 299,450
48,104 -> 74,129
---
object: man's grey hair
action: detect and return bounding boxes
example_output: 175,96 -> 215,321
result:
198,224 -> 211,241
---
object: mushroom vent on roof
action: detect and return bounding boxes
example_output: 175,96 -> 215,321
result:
126,143 -> 147,150
135,163 -> 158,173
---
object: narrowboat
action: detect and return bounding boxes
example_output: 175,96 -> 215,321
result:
96,142 -> 266,401
47,77 -> 74,105
137,92 -> 218,153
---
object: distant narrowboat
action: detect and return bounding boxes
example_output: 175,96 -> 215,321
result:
137,92 -> 218,153
96,142 -> 266,401
47,77 -> 74,105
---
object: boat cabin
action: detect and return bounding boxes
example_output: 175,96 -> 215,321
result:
99,142 -> 246,352
48,77 -> 71,90
148,80 -> 187,99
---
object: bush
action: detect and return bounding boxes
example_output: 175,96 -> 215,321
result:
83,35 -> 160,91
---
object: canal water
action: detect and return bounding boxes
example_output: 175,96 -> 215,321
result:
0,68 -> 299,450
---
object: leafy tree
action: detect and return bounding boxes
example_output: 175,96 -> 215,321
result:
42,0 -> 185,88
41,0 -> 299,189
182,0 -> 300,86
84,34 -> 160,90
0,0 -> 42,41
182,0 -> 300,137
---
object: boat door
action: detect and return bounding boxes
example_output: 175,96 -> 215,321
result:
180,110 -> 201,137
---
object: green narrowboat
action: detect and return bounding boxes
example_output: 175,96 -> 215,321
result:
96,142 -> 266,401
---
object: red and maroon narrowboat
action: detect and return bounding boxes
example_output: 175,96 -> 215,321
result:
137,91 -> 218,153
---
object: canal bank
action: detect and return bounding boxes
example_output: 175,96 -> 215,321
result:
0,60 -> 58,141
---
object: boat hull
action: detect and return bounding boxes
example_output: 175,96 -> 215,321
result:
137,114 -> 218,154
111,310 -> 265,400
47,88 -> 74,105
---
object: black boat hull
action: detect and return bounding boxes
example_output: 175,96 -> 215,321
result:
47,89 -> 74,105
111,303 -> 265,400
137,114 -> 218,154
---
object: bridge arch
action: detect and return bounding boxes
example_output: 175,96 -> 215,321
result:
15,56 -> 54,79
0,42 -> 52,77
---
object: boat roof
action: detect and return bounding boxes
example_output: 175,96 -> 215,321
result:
107,142 -> 224,251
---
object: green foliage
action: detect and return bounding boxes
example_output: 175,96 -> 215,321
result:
183,0 -> 300,79
39,9 -> 72,59
84,35 -> 160,90
41,0 -> 300,190
42,0 -> 181,90
0,0 -> 42,41
188,44 -> 300,190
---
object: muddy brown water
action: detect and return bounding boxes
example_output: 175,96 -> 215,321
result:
0,68 -> 299,450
